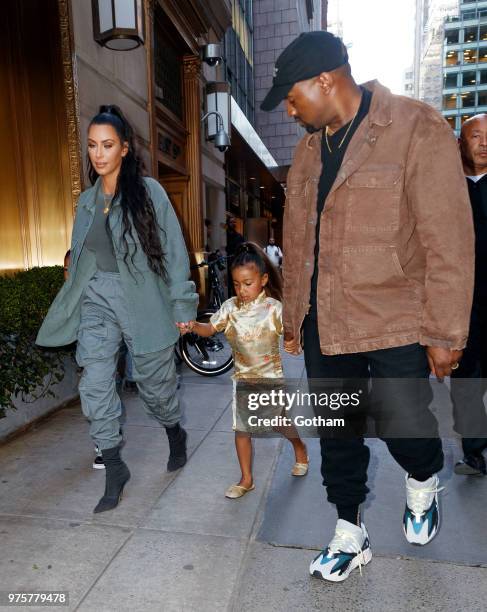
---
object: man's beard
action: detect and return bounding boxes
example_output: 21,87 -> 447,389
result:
304,123 -> 320,134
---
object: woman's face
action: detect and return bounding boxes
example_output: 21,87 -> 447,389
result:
87,123 -> 128,179
232,264 -> 268,303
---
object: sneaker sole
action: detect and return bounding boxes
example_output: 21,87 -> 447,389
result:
454,463 -> 485,476
311,547 -> 372,582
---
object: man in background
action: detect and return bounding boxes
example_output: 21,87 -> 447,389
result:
451,114 -> 487,476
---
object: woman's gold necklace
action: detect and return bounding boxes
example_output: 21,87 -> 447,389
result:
103,193 -> 113,215
325,109 -> 359,154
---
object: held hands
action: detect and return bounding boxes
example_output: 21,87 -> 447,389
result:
176,321 -> 195,335
283,332 -> 302,356
426,346 -> 463,380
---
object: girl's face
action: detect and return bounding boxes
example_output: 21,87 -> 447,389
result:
232,264 -> 268,303
87,124 -> 128,180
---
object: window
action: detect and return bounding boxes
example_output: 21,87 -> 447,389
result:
479,49 -> 487,63
445,29 -> 459,44
480,70 -> 487,84
462,11 -> 477,20
463,48 -> 478,64
445,116 -> 456,131
478,91 -> 487,106
464,26 -> 478,43
445,50 -> 459,66
443,94 -> 457,110
462,70 -> 476,87
481,25 -> 487,41
461,92 -> 475,107
154,8 -> 183,119
444,72 -> 458,88
224,0 -> 255,125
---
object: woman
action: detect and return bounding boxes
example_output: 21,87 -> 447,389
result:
37,105 -> 198,513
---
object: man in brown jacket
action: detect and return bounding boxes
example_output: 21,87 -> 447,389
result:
261,32 -> 475,583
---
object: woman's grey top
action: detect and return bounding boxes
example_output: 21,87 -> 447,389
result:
84,190 -> 119,272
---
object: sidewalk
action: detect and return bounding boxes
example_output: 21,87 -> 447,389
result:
0,353 -> 486,611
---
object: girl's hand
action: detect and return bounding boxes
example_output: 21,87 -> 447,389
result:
283,337 -> 302,355
176,321 -> 195,334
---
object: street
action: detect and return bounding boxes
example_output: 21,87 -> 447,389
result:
0,353 -> 486,611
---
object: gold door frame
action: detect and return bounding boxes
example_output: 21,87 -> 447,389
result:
58,0 -> 82,211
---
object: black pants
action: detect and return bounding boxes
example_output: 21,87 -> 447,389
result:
303,313 -> 444,507
450,298 -> 487,456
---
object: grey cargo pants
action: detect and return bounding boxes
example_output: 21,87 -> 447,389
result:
76,272 -> 180,450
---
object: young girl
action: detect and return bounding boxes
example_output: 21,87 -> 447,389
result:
184,242 -> 309,498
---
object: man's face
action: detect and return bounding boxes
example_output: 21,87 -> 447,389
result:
285,78 -> 330,133
460,117 -> 487,173
269,238 -> 275,245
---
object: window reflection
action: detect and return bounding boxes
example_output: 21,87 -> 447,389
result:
464,27 -> 477,43
443,94 -> 457,110
446,116 -> 456,130
462,71 -> 476,87
478,91 -> 487,106
444,72 -> 458,88
461,92 -> 475,107
445,29 -> 459,44
463,48 -> 478,64
445,50 -> 459,66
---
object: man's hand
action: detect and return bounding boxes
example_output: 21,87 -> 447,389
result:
283,334 -> 302,355
426,346 -> 463,380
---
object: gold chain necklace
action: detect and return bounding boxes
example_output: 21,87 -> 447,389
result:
325,110 -> 359,154
102,193 -> 113,215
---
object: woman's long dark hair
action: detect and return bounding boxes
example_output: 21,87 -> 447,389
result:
230,242 -> 282,301
87,104 -> 166,278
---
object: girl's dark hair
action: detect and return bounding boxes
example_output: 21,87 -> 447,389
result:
87,104 -> 165,278
231,242 -> 282,301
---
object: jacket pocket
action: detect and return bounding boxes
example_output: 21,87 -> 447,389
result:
345,164 -> 403,232
342,246 -> 420,337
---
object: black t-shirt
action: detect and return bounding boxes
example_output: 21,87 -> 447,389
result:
309,87 -> 372,312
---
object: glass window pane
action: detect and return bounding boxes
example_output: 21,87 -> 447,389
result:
464,27 -> 478,43
446,116 -> 456,130
461,92 -> 475,107
479,49 -> 487,63
480,70 -> 487,84
462,71 -> 476,86
462,11 -> 476,20
445,50 -> 459,66
463,48 -> 478,64
98,0 -> 114,33
444,73 -> 458,88
481,26 -> 487,41
446,29 -> 459,44
443,94 -> 457,110
114,0 -> 136,28
478,91 -> 487,106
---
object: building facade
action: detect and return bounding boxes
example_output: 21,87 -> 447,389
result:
412,0 -> 459,109
0,0 -> 232,275
442,0 -> 487,133
253,0 -> 325,168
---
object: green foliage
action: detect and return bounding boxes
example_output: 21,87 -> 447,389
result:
0,267 -> 73,415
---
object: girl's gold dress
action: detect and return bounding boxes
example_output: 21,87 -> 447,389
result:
210,290 -> 283,430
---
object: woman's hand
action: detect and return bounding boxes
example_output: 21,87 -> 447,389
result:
176,321 -> 195,335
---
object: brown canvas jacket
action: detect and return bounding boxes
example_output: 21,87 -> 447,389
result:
282,81 -> 475,355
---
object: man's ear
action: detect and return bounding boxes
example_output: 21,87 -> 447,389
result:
318,72 -> 333,95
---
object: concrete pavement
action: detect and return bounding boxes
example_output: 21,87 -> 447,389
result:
0,353 -> 486,611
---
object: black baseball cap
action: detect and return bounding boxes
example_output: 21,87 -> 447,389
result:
260,31 -> 349,112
